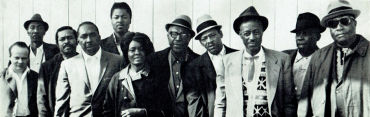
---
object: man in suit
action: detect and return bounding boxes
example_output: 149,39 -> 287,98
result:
101,2 -> 132,63
214,6 -> 297,117
147,15 -> 200,117
54,22 -> 125,117
299,0 -> 370,116
186,14 -> 237,117
24,13 -> 59,73
0,42 -> 38,117
37,26 -> 79,117
282,12 -> 325,100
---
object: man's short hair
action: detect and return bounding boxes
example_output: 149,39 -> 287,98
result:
77,21 -> 100,35
110,2 -> 132,19
9,41 -> 30,57
55,26 -> 77,45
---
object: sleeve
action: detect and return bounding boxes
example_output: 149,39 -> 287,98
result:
184,62 -> 206,117
37,64 -> 52,117
282,55 -> 298,117
214,60 -> 226,117
103,74 -> 116,117
54,62 -> 71,117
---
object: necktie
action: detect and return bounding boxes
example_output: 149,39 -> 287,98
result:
245,56 -> 258,82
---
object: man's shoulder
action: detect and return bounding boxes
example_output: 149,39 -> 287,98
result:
265,48 -> 289,58
282,49 -> 297,55
101,35 -> 114,44
104,51 -> 123,61
223,50 -> 243,61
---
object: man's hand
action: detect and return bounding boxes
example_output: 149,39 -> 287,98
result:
121,108 -> 146,117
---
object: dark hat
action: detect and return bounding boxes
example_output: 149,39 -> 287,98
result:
24,13 -> 49,31
233,6 -> 268,34
321,0 -> 360,27
291,12 -> 326,33
194,14 -> 222,40
165,15 -> 195,37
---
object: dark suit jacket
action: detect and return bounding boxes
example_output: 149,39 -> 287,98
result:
282,49 -> 298,65
37,53 -> 77,117
147,47 -> 199,117
0,68 -> 38,117
186,45 -> 237,117
101,34 -> 129,63
54,51 -> 126,117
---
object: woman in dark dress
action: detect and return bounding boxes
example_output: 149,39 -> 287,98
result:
103,32 -> 164,117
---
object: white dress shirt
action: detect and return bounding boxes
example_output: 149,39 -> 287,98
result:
208,46 -> 226,75
29,44 -> 45,73
9,66 -> 30,116
81,47 -> 102,93
293,51 -> 312,99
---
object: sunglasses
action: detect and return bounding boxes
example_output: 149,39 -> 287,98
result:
327,17 -> 354,28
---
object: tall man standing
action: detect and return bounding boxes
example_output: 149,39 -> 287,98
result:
54,22 -> 125,117
147,15 -> 200,117
299,0 -> 370,116
24,14 -> 59,73
214,6 -> 297,117
101,2 -> 132,63
282,12 -> 325,100
37,26 -> 79,117
186,14 -> 237,117
0,42 -> 38,117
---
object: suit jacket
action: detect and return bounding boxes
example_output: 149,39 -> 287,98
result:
214,47 -> 297,117
298,35 -> 370,117
54,51 -> 125,117
282,49 -> 298,65
104,65 -> 165,117
147,47 -> 199,117
101,34 -> 129,63
186,45 -> 237,117
0,68 -> 38,117
37,53 -> 77,117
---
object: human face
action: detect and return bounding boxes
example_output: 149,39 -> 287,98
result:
295,28 -> 320,50
10,46 -> 29,71
27,22 -> 46,43
128,40 -> 145,67
239,20 -> 263,55
199,28 -> 223,55
78,24 -> 101,56
57,29 -> 77,55
167,26 -> 192,53
328,16 -> 357,47
111,9 -> 131,34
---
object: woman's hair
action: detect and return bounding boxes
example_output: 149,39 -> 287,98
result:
121,32 -> 155,57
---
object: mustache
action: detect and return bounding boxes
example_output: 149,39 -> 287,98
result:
62,43 -> 76,48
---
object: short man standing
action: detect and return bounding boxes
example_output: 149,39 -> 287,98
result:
0,42 -> 38,117
54,22 -> 125,117
214,6 -> 297,117
299,0 -> 370,116
282,12 -> 325,100
37,26 -> 79,117
24,14 -> 59,73
101,2 -> 132,63
186,14 -> 237,117
147,15 -> 200,117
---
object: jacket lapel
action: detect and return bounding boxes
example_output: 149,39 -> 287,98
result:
27,71 -> 37,99
264,49 -> 280,109
202,54 -> 216,82
228,51 -> 244,105
119,68 -> 136,100
79,54 -> 92,90
93,51 -> 109,94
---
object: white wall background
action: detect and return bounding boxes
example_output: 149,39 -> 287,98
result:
1,0 -> 370,70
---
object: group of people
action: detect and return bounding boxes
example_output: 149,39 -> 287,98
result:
0,0 -> 369,117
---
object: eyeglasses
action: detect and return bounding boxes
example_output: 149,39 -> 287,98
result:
327,17 -> 354,28
168,32 -> 190,39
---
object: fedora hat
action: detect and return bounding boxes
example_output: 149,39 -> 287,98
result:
233,6 -> 268,34
165,15 -> 195,37
24,13 -> 49,31
194,14 -> 222,40
321,0 -> 360,27
291,12 -> 326,33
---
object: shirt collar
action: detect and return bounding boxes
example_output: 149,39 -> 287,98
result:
81,47 -> 102,61
112,33 -> 118,45
30,44 -> 44,54
243,47 -> 265,60
208,45 -> 226,59
170,50 -> 189,64
119,64 -> 150,80
8,65 -> 30,80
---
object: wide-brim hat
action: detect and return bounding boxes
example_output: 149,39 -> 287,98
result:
321,0 -> 360,27
291,12 -> 326,33
24,13 -> 49,31
233,6 -> 268,34
165,15 -> 195,37
194,14 -> 222,40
